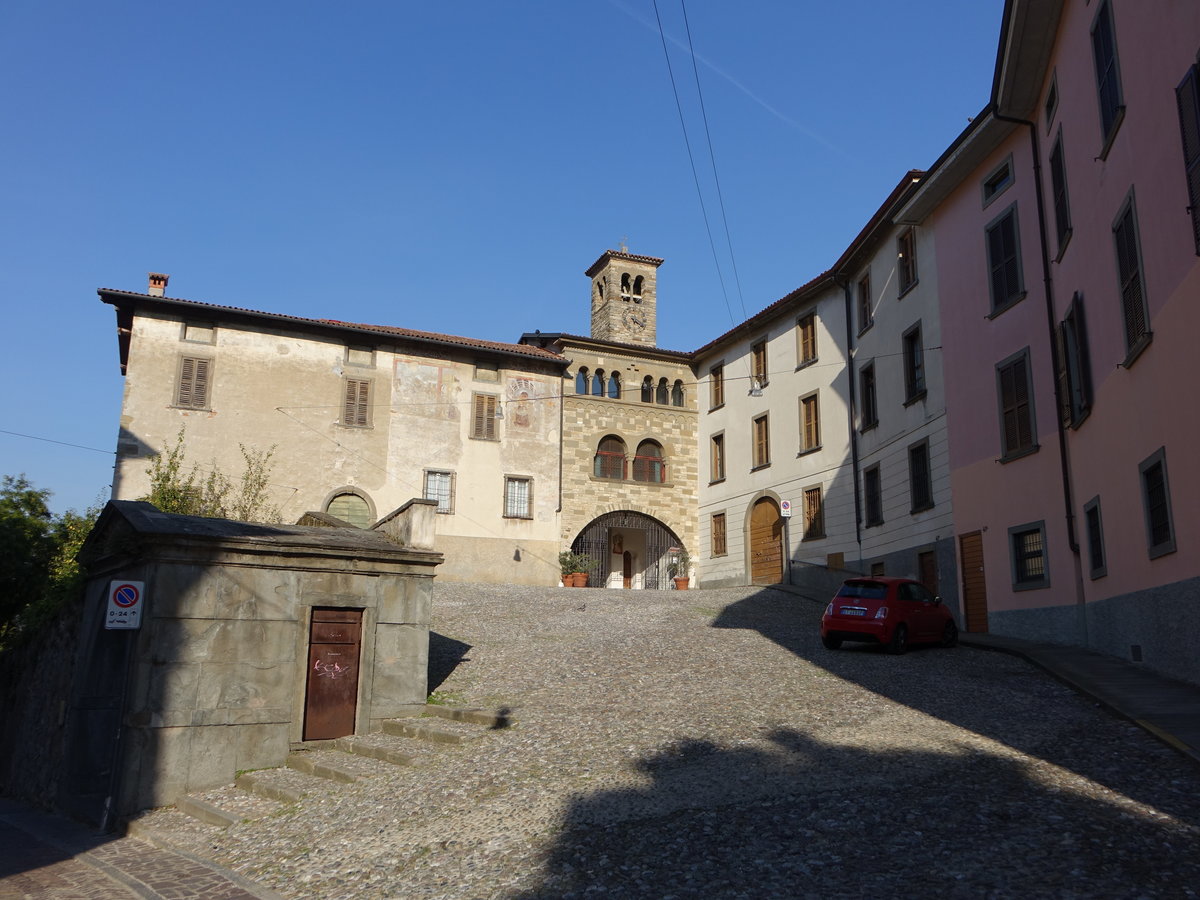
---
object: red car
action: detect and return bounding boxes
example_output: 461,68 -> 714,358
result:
820,577 -> 958,654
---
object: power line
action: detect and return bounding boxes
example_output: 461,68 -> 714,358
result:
0,429 -> 115,455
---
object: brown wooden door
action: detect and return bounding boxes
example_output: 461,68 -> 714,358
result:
750,497 -> 784,584
622,551 -> 632,589
959,532 -> 988,633
918,550 -> 938,596
304,608 -> 362,741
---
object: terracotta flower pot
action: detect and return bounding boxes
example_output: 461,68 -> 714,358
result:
673,577 -> 689,590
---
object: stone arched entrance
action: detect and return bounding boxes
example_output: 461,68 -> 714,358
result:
749,497 -> 784,584
571,511 -> 683,589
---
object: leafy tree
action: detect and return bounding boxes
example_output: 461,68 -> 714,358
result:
144,427 -> 280,523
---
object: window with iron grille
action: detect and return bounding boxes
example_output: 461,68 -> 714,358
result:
986,205 -> 1025,313
908,441 -> 933,512
711,512 -> 727,557
709,364 -> 725,409
710,433 -> 725,483
796,313 -> 817,367
1177,59 -> 1200,255
996,349 -> 1037,460
897,228 -> 918,294
1009,521 -> 1049,590
1113,193 -> 1150,361
857,273 -> 873,334
1140,448 -> 1176,559
799,392 -> 820,454
802,486 -> 824,541
1055,294 -> 1092,427
864,465 -> 883,527
1083,495 -> 1106,579
751,340 -> 768,388
860,362 -> 878,430
903,324 -> 925,402
752,414 -> 770,469
632,440 -> 666,483
423,470 -> 455,514
503,476 -> 532,519
342,378 -> 372,427
1049,133 -> 1072,256
472,393 -> 498,440
176,356 -> 212,409
594,436 -> 627,480
1091,0 -> 1124,148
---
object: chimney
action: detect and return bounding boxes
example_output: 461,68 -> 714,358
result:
148,273 -> 170,297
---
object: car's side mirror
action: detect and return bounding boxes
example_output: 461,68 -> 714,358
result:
933,596 -> 942,605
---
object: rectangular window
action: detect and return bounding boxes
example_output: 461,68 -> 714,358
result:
908,441 -> 933,512
1083,495 -> 1107,579
799,392 -> 820,453
986,205 -> 1024,313
346,345 -> 375,367
752,414 -> 770,469
1044,72 -> 1059,130
1140,448 -> 1176,559
710,433 -> 725,483
183,322 -> 215,344
423,470 -> 455,514
176,356 -> 212,409
1091,0 -> 1124,147
474,361 -> 500,382
342,378 -> 372,427
1177,60 -> 1200,255
711,512 -> 727,557
1049,134 -> 1072,255
997,350 -> 1037,460
857,273 -> 873,333
503,476 -> 532,519
751,341 -> 768,388
982,156 -> 1014,206
897,228 -> 918,294
802,486 -> 824,541
1113,194 -> 1150,360
860,362 -> 878,430
864,465 -> 883,527
1009,521 -> 1049,590
709,364 -> 725,409
796,313 -> 817,367
903,324 -> 925,402
472,393 -> 499,440
1055,294 -> 1092,427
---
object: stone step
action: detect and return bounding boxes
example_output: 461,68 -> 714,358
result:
174,783 -> 286,828
383,716 -> 486,745
335,733 -> 432,767
175,795 -> 241,828
236,770 -> 308,805
286,751 -> 360,783
423,705 -> 515,729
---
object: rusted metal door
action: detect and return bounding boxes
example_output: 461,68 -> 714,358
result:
959,532 -> 988,633
750,497 -> 783,584
303,608 -> 362,741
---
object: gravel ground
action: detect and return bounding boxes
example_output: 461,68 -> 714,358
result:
135,583 -> 1200,899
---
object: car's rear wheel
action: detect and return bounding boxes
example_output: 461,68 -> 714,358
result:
941,621 -> 958,648
887,624 -> 908,655
822,634 -> 842,650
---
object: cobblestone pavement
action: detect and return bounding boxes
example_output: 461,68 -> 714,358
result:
132,584 -> 1200,898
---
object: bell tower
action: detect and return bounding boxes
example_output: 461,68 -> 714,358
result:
586,250 -> 663,347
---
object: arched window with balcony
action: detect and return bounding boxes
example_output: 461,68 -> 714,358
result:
593,369 -> 606,396
656,377 -> 669,405
633,440 -> 666,483
671,380 -> 685,407
576,368 -> 589,395
608,371 -> 621,399
594,435 -> 627,480
641,376 -> 654,403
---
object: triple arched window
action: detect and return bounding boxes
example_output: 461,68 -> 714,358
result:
637,376 -> 685,407
575,368 -> 622,399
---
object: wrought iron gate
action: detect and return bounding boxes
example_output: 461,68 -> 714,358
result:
571,511 -> 682,589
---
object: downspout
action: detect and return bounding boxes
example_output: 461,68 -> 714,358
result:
837,275 -> 865,562
992,107 -> 1088,640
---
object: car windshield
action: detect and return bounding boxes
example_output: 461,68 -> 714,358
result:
837,581 -> 887,600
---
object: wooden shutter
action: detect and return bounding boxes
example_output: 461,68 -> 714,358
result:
177,357 -> 210,408
804,487 -> 823,539
473,394 -> 496,439
1000,358 -> 1032,454
1177,65 -> 1200,254
1114,207 -> 1146,346
343,379 -> 370,426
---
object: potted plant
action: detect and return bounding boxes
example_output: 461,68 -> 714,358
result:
571,552 -> 597,587
667,547 -> 691,590
559,550 -> 578,587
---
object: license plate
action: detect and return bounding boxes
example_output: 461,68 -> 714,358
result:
839,607 -> 867,616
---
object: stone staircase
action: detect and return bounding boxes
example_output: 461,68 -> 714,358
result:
147,706 -> 512,831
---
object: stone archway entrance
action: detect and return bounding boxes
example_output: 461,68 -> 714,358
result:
749,497 -> 784,584
572,511 -> 683,589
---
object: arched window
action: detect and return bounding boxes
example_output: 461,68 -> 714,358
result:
656,378 -> 669,405
576,368 -> 589,395
594,436 -> 627,480
621,273 -> 632,297
608,371 -> 621,399
671,380 -> 685,407
641,376 -> 654,403
326,491 -> 373,528
633,275 -> 644,298
633,440 -> 666,483
593,369 -> 605,396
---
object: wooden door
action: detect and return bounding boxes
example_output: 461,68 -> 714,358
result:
303,608 -> 362,741
750,497 -> 784,584
959,532 -> 988,633
622,551 -> 633,589
918,550 -> 938,596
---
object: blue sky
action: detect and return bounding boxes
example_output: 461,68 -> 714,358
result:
0,1 -> 1003,515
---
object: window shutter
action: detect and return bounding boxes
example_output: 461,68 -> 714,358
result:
1001,359 -> 1031,454
343,379 -> 369,426
177,357 -> 210,408
473,395 -> 496,439
1072,299 -> 1092,415
1177,65 -> 1200,254
1054,323 -> 1072,426
177,357 -> 194,407
1114,208 -> 1146,345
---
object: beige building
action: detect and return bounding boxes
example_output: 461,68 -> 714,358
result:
101,277 -> 567,585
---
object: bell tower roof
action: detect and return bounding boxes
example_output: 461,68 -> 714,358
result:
585,249 -> 664,278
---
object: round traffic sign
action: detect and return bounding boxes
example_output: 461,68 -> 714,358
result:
113,584 -> 140,608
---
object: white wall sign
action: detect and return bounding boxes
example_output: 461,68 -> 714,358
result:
106,581 -> 145,630
780,500 -> 792,518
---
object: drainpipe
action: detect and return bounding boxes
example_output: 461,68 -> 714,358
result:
992,108 -> 1087,640
837,275 -> 865,563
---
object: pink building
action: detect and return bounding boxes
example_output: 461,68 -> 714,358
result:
900,0 -> 1200,685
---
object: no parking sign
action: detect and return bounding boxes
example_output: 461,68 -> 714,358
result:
106,581 -> 145,630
